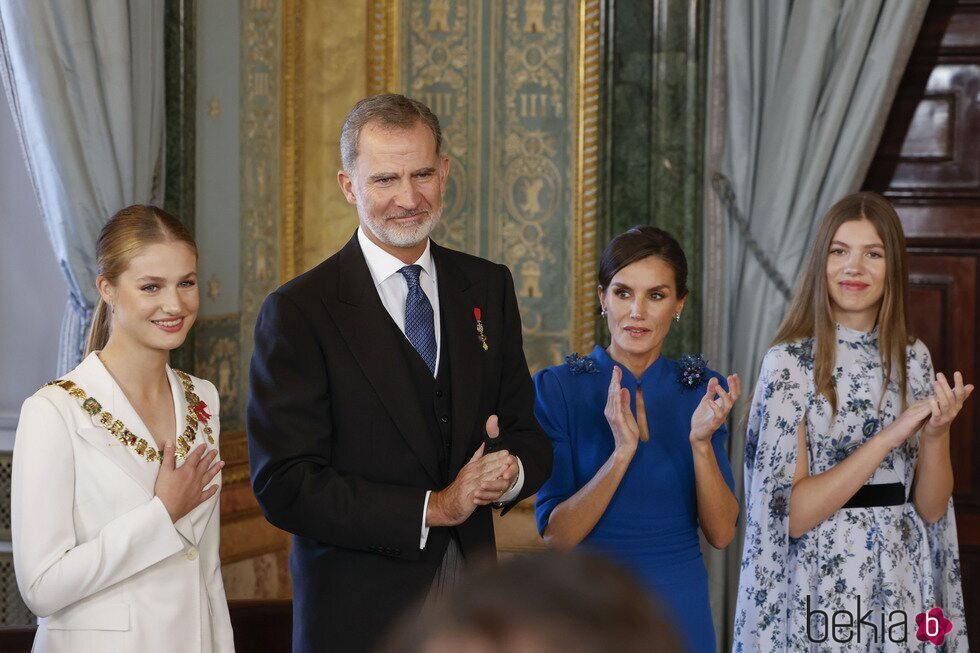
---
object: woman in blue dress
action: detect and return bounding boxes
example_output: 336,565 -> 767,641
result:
534,226 -> 740,653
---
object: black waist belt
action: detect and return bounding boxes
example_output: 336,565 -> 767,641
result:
842,482 -> 907,509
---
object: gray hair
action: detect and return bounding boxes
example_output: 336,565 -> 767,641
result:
340,93 -> 443,171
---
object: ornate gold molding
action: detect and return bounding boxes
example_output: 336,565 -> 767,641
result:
367,0 -> 401,94
573,0 -> 601,354
280,0 -> 304,283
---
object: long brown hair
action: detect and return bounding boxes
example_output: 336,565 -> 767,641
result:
84,205 -> 197,356
773,192 -> 910,414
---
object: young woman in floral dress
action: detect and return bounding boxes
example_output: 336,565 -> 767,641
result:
734,192 -> 971,652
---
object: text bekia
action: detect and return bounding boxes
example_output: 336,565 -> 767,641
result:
806,595 -> 907,644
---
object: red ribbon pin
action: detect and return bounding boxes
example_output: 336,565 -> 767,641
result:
192,400 -> 212,424
473,308 -> 489,351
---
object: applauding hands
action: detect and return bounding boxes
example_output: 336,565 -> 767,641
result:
690,375 -> 741,443
922,371 -> 974,439
604,365 -> 742,451
426,416 -> 519,527
604,366 -> 641,455
878,371 -> 974,450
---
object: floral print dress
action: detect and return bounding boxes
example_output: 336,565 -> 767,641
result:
733,325 -> 967,652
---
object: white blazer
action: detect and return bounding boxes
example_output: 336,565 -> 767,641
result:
11,353 -> 234,653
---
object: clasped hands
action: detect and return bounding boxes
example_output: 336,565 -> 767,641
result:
426,415 -> 518,527
881,371 -> 974,448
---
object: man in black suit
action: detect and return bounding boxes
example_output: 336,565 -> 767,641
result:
247,94 -> 552,653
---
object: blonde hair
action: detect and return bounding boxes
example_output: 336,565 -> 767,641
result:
773,192 -> 911,415
84,205 -> 197,356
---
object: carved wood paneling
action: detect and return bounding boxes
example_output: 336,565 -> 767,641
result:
908,252 -> 978,499
865,0 -> 980,646
870,63 -> 980,198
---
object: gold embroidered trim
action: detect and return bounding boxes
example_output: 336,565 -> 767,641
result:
45,370 -> 215,464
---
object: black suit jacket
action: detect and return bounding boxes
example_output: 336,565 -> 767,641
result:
246,234 -> 552,653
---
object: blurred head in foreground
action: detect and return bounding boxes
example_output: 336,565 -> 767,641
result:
382,551 -> 684,653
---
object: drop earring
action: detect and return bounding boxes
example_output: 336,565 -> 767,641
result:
600,307 -> 608,318
674,312 -> 681,323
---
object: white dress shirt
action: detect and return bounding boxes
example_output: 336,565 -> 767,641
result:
357,228 -> 524,548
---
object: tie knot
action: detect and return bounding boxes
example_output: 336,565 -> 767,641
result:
398,264 -> 424,287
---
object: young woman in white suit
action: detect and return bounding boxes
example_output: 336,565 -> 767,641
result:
12,205 -> 234,652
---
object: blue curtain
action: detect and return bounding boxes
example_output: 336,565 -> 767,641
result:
0,1 -> 165,374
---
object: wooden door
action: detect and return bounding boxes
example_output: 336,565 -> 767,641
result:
865,0 -> 980,646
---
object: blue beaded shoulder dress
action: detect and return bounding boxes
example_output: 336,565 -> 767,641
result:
534,345 -> 735,653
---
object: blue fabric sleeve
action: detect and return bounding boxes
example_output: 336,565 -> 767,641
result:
532,369 -> 576,537
711,422 -> 736,493
709,372 -> 736,493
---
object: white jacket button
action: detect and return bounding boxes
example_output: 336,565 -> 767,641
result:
185,547 -> 199,561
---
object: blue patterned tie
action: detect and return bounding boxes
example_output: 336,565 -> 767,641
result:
398,265 -> 437,375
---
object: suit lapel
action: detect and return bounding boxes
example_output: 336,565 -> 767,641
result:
325,235 -> 442,486
165,366 -> 207,544
69,355 -> 162,498
432,245 -> 486,474
69,355 -> 210,544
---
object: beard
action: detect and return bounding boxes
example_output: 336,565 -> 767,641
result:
361,206 -> 442,248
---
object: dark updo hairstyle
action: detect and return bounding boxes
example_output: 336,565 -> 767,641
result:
84,204 -> 197,356
598,226 -> 688,298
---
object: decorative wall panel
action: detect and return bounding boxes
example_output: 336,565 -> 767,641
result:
194,313 -> 243,432
240,0 -> 281,428
492,1 -> 576,368
386,0 -> 600,370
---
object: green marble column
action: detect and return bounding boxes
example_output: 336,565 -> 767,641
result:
602,0 -> 707,358
164,0 -> 196,371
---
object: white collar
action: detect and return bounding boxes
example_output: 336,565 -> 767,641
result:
357,226 -> 436,286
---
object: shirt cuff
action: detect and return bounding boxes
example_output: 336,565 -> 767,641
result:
495,456 -> 525,505
420,490 -> 432,549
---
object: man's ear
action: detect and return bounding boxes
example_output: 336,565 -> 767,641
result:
337,169 -> 357,205
438,154 -> 450,192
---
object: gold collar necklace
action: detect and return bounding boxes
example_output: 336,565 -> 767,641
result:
46,369 -> 214,463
